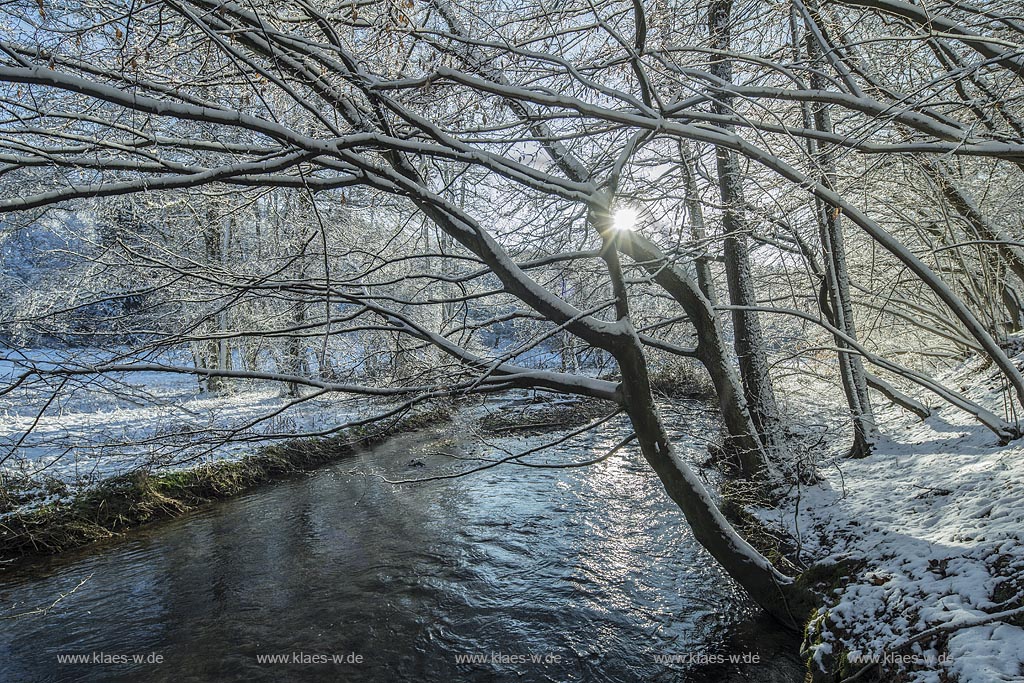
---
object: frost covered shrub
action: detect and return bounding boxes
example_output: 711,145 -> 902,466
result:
648,361 -> 715,399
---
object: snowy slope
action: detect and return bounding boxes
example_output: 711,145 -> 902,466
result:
765,356 -> 1024,682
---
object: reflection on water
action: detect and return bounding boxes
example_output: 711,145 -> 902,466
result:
0,410 -> 802,682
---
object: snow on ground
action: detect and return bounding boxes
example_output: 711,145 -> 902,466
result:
0,347 -> 373,497
764,355 -> 1024,683
6,342 -> 1023,682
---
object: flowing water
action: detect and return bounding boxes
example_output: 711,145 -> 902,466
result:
0,406 -> 803,682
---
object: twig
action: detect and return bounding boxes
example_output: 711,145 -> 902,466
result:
2,573 -> 94,620
840,604 -> 1024,682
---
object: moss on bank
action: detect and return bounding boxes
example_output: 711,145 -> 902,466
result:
796,559 -> 871,683
0,407 -> 450,565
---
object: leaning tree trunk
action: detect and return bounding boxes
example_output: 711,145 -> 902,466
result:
616,339 -> 815,628
596,217 -> 813,628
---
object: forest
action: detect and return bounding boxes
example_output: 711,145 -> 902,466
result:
1,0 -> 1023,681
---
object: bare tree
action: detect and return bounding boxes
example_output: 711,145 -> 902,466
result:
4,0 -> 1024,627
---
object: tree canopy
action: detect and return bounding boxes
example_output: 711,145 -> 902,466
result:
4,0 -> 1024,628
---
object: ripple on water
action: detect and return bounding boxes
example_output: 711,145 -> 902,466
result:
0,419 -> 802,682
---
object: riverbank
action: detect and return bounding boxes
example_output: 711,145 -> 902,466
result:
0,394 -> 633,568
762,354 -> 1024,683
0,406 -> 451,566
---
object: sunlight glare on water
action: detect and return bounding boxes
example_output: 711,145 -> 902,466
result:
0,409 -> 802,683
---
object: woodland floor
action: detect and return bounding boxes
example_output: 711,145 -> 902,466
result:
761,354 -> 1024,683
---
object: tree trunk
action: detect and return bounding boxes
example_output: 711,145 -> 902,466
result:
709,0 -> 782,451
680,141 -> 717,304
200,210 -> 231,394
799,7 -> 877,456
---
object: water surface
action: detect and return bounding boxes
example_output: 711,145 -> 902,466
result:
0,408 -> 802,682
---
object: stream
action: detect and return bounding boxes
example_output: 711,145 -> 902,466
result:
0,404 -> 803,682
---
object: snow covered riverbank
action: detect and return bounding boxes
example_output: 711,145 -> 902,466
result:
764,357 -> 1024,683
0,348 -> 372,500
0,346 -> 612,516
